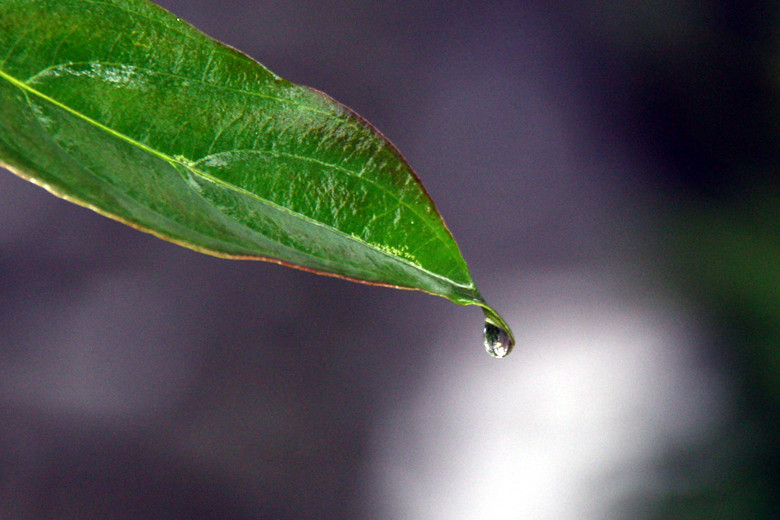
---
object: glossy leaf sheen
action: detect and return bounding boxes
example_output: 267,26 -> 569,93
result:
0,0 -> 511,339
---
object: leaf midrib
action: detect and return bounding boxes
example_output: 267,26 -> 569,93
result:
0,67 -> 474,290
5,0 -> 465,278
20,57 -> 463,275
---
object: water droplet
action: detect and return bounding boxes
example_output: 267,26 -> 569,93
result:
483,321 -> 514,358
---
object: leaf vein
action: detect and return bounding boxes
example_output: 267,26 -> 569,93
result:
0,69 -> 471,289
192,148 -> 454,255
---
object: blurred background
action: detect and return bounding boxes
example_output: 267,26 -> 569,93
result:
1,0 -> 778,518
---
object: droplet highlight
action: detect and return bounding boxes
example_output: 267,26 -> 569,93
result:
483,321 -> 514,358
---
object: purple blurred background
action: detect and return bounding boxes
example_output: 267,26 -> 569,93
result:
2,1 -> 778,518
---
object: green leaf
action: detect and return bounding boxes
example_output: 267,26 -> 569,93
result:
0,0 -> 514,355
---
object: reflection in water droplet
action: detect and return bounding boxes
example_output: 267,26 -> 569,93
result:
483,321 -> 514,358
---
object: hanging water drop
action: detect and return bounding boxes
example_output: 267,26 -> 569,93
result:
475,304 -> 515,358
483,321 -> 514,358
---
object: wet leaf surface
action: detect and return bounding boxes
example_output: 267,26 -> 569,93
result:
0,0 -> 513,350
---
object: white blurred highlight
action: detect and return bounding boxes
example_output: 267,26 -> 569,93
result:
368,270 -> 731,519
